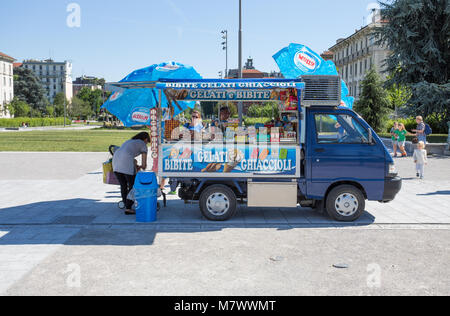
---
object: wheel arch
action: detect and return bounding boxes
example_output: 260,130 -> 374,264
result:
324,180 -> 368,201
195,179 -> 244,199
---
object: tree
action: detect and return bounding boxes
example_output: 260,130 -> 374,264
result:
354,66 -> 392,132
387,82 -> 412,118
77,87 -> 104,116
213,102 -> 238,117
8,98 -> 31,117
247,101 -> 280,118
53,92 -> 69,117
200,101 -> 218,117
13,67 -> 48,112
377,0 -> 450,131
45,105 -> 55,117
69,96 -> 93,119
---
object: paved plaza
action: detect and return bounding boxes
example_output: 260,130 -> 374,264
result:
0,152 -> 449,295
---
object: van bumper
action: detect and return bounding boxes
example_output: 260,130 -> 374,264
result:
381,176 -> 402,202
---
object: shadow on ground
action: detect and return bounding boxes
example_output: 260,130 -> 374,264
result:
0,198 -> 376,246
417,190 -> 450,196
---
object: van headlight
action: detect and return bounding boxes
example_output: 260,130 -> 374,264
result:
388,163 -> 398,177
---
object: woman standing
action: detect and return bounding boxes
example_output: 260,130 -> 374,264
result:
113,132 -> 150,215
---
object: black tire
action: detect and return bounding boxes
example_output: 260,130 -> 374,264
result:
326,185 -> 365,222
199,185 -> 237,221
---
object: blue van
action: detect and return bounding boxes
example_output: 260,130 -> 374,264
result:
109,75 -> 402,222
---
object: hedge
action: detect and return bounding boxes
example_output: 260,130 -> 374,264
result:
0,117 -> 71,128
378,133 -> 448,143
386,117 -> 448,134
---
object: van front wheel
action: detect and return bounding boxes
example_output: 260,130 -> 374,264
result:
326,185 -> 365,222
200,185 -> 237,221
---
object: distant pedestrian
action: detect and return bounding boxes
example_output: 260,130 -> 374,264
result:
413,141 -> 428,179
395,123 -> 410,157
412,116 -> 427,144
390,121 -> 399,157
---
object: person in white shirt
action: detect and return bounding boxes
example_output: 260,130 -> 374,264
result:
413,141 -> 428,179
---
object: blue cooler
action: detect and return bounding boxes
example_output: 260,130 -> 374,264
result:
133,172 -> 159,223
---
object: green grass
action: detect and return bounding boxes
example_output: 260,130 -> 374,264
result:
0,130 -> 142,152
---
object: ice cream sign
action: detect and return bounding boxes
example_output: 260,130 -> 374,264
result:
294,50 -> 321,73
161,145 -> 297,175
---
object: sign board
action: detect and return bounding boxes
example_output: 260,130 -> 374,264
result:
160,143 -> 298,177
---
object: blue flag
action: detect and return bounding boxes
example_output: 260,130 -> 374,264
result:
102,62 -> 202,126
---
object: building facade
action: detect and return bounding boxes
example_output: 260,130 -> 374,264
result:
328,11 -> 389,100
227,57 -> 283,79
0,52 -> 15,118
73,76 -> 103,96
22,59 -> 73,104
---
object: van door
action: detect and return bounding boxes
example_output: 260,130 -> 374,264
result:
307,110 -> 385,200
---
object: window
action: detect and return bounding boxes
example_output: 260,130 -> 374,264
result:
315,114 -> 369,144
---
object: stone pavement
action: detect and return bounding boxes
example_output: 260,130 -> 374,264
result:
0,152 -> 449,227
0,152 -> 449,295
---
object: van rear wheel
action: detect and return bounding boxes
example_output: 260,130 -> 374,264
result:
326,185 -> 365,222
200,185 -> 237,221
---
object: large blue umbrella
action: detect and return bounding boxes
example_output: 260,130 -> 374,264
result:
273,43 -> 354,108
102,62 -> 202,126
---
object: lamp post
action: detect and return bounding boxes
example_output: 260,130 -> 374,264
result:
238,0 -> 243,126
63,68 -> 67,127
221,30 -> 228,78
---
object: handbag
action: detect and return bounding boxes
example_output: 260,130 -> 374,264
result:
103,159 -> 120,185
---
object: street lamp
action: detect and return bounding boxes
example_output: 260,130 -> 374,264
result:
63,68 -> 67,127
238,0 -> 243,125
221,30 -> 228,78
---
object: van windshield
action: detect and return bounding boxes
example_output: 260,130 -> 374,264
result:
315,114 -> 369,144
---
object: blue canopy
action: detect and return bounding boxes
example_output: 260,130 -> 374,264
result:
102,62 -> 202,126
273,43 -> 354,109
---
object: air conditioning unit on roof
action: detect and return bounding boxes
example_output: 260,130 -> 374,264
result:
301,75 -> 341,107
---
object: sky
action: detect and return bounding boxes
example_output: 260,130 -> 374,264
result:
1,0 -> 381,82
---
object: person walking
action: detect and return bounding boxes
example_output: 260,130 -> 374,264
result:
113,132 -> 150,215
413,141 -> 428,179
412,116 -> 427,144
395,123 -> 410,157
390,122 -> 399,157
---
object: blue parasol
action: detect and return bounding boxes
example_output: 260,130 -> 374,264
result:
102,62 -> 202,126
